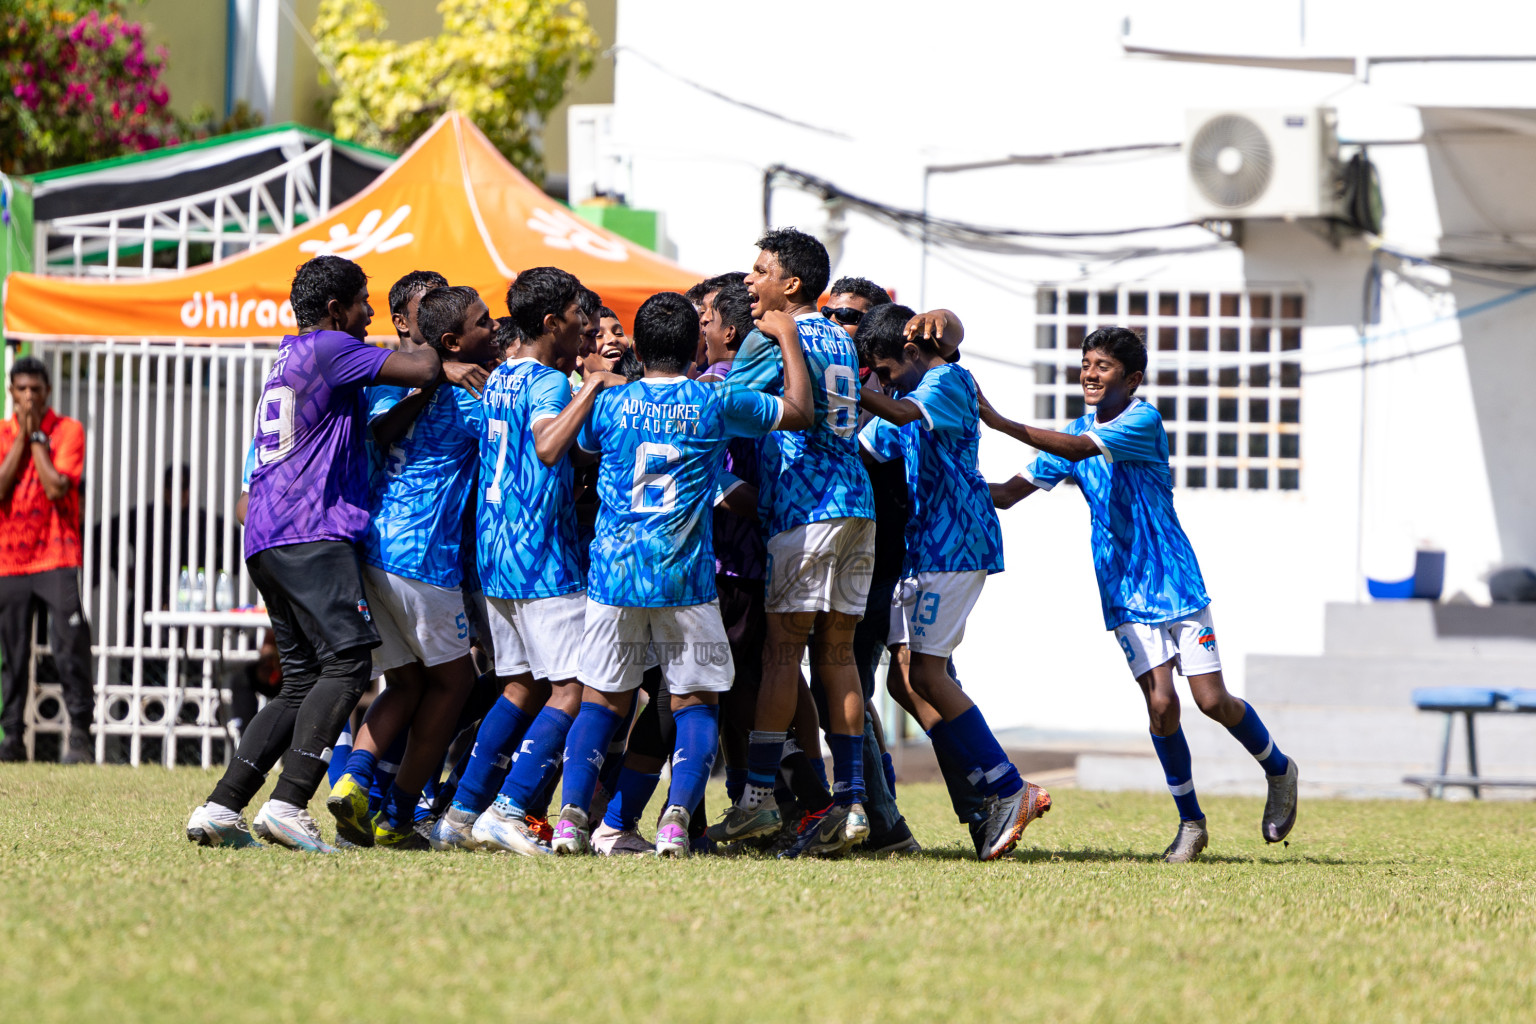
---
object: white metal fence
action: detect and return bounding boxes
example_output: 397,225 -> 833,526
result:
22,341 -> 276,766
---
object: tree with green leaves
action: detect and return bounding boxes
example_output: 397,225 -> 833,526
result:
314,0 -> 598,184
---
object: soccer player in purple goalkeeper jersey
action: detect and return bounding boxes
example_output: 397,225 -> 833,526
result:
185,255 -> 442,853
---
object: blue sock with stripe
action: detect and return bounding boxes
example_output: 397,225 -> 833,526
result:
1150,728 -> 1203,821
367,732 -> 408,817
496,706 -> 573,814
559,702 -> 624,814
1226,701 -> 1290,776
745,730 -> 786,808
453,697 -> 534,815
826,732 -> 865,805
945,705 -> 1022,798
667,704 -> 719,813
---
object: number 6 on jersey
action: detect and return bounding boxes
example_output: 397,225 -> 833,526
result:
632,442 -> 680,512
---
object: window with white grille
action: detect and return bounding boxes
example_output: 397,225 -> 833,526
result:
1031,287 -> 1303,491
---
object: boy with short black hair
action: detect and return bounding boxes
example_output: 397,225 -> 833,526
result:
186,254 -> 440,852
388,270 -> 448,346
428,267 -> 620,854
549,291 -> 813,856
711,228 -> 878,856
823,276 -> 890,336
326,285 -> 497,848
982,326 -> 1298,862
857,303 -> 1051,860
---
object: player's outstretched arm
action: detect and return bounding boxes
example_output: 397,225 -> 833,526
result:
978,388 -> 1100,462
533,370 -> 625,467
905,309 -> 964,361
375,345 -> 442,389
858,385 -> 924,427
990,474 -> 1038,509
371,359 -> 490,447
759,310 -> 813,431
372,388 -> 434,449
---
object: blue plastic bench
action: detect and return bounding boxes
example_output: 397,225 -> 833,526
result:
1403,687 -> 1536,798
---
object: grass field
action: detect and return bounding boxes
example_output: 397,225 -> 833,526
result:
1,766 -> 1533,1023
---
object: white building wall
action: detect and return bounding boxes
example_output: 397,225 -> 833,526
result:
610,0 -> 1536,734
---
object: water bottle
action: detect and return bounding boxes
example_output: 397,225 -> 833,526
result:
215,571 -> 234,612
175,567 -> 191,612
192,568 -> 207,611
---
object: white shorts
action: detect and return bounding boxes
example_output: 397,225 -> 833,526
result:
1113,604 -> 1222,679
764,517 -> 875,616
362,564 -> 471,674
888,570 -> 987,657
485,590 -> 586,681
577,599 -> 734,695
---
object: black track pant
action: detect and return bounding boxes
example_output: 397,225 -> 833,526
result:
208,542 -> 378,812
0,568 -> 94,739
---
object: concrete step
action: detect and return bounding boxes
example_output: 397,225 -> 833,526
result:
1324,601 -> 1536,659
1246,654 -> 1536,707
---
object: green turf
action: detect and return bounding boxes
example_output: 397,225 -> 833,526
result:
1,766 -> 1532,1023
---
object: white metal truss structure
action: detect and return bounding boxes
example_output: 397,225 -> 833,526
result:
35,142 -> 332,280
22,341 -> 273,767
1032,284 -> 1305,492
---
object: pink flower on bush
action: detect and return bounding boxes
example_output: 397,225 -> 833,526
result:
4,3 -> 180,172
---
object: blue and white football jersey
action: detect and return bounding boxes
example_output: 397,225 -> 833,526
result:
858,363 -> 1003,577
576,376 -> 784,608
1025,397 -> 1209,629
361,383 -> 485,588
477,358 -> 585,601
729,313 -> 874,536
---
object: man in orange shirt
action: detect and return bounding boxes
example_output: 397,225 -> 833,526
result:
0,356 -> 93,763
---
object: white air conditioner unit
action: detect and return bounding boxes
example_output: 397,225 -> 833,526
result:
1185,108 -> 1342,220
567,104 -> 629,205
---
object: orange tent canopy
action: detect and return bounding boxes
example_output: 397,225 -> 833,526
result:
3,113 -> 700,343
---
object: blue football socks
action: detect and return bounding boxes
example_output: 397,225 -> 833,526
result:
379,782 -> 417,830
597,698 -> 639,799
602,766 -> 662,831
453,697 -> 534,815
496,706 -> 573,814
341,747 -> 377,794
559,702 -> 625,814
1227,701 -> 1290,776
1149,727 -> 1203,821
745,730 -> 786,808
826,732 -> 866,805
368,732 -> 408,816
946,705 -> 1023,799
667,704 -> 719,814
327,721 -> 353,788
725,766 -> 748,804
